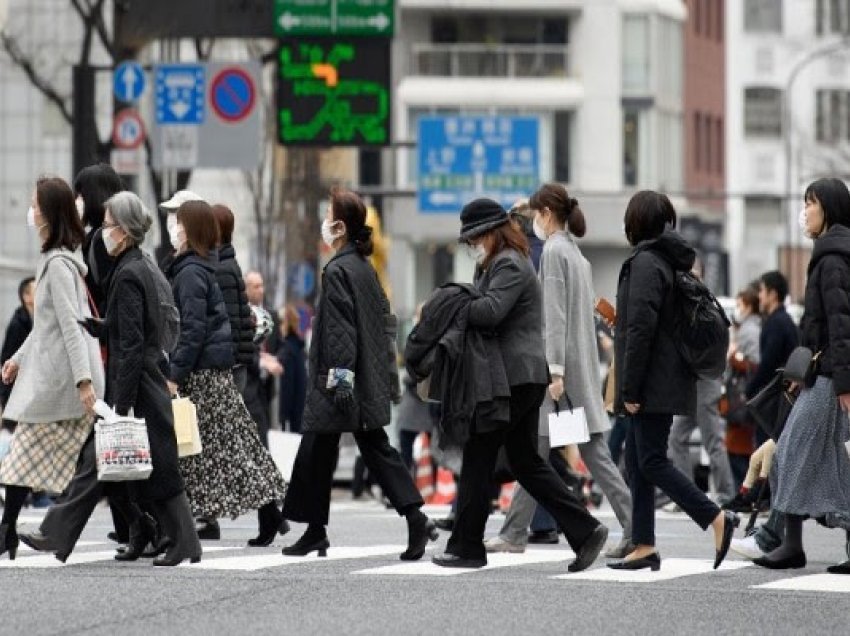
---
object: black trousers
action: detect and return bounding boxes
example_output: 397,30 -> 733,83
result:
283,428 -> 423,526
625,413 -> 720,546
447,384 -> 600,560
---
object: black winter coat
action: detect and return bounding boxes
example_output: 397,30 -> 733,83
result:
800,224 -> 850,395
278,333 -> 307,432
215,243 -> 255,367
745,306 -> 799,398
83,227 -> 114,316
615,229 -> 697,416
105,248 -> 184,502
302,244 -> 392,433
167,250 -> 234,384
0,306 -> 32,408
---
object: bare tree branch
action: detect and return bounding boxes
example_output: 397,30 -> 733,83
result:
194,38 -> 215,61
0,32 -> 73,124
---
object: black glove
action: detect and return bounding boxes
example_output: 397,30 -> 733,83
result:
78,317 -> 104,339
334,386 -> 354,415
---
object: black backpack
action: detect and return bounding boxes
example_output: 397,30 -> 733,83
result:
138,254 -> 181,355
671,270 -> 731,380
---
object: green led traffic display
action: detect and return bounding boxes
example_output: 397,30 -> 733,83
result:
277,39 -> 390,146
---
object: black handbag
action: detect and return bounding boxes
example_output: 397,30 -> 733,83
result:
746,371 -> 796,440
783,346 -> 822,387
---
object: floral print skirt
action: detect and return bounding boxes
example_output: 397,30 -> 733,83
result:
178,368 -> 286,519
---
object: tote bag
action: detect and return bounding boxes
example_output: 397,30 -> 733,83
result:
172,395 -> 202,457
93,400 -> 153,482
548,395 -> 590,448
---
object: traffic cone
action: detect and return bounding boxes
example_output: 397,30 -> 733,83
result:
430,467 -> 457,505
413,433 -> 435,503
499,481 -> 516,512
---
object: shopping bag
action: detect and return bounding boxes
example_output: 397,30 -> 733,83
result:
548,396 -> 589,448
93,400 -> 153,482
172,395 -> 202,457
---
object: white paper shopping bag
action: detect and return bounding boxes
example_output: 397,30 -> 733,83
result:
548,397 -> 589,448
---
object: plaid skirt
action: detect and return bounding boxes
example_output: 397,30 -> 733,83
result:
0,417 -> 92,493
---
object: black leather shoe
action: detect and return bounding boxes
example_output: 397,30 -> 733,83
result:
282,528 -> 330,557
196,518 -> 220,541
400,516 -> 439,561
827,560 -> 850,574
431,553 -> 486,569
433,517 -> 454,531
714,511 -> 740,570
19,530 -> 59,554
569,525 -> 609,572
528,530 -> 559,545
248,504 -> 289,548
142,537 -> 170,559
753,552 -> 806,570
115,514 -> 157,562
0,524 -> 20,561
607,552 -> 661,571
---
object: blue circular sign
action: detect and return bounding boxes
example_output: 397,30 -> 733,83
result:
210,67 -> 255,122
113,61 -> 146,103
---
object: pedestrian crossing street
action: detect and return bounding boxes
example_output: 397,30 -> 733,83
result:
9,539 -> 850,593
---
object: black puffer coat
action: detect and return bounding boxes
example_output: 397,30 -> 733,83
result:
800,224 -> 850,395
105,247 -> 184,502
215,243 -> 255,367
302,244 -> 391,433
167,250 -> 234,384
615,229 -> 697,416
0,306 -> 32,408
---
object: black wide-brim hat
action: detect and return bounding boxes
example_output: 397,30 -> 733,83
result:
458,198 -> 509,242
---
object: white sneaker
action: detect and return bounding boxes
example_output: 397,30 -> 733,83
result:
484,536 -> 525,553
730,535 -> 765,560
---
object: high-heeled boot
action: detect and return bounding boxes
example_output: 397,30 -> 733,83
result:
152,492 -> 202,566
115,512 -> 157,561
400,509 -> 438,561
282,525 -> 329,557
0,523 -> 19,560
248,502 -> 290,547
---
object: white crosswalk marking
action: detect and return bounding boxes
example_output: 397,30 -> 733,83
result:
353,549 -> 576,577
0,551 -> 117,568
754,573 -> 850,593
189,545 -> 406,571
555,558 -> 751,582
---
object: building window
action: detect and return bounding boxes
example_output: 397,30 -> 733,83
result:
694,113 -> 702,171
554,111 -> 570,182
624,110 -> 640,186
716,117 -> 724,174
622,15 -> 650,92
815,89 -> 850,143
816,0 -> 850,35
716,1 -> 724,42
744,0 -> 783,33
705,115 -> 713,174
744,87 -> 783,137
704,0 -> 713,39
694,0 -> 702,34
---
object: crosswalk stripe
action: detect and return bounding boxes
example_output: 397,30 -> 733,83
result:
753,573 -> 850,593
555,558 -> 751,583
352,548 -> 576,577
188,545 -> 406,571
0,551 -> 117,568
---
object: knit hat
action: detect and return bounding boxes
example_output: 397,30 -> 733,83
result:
458,198 -> 509,242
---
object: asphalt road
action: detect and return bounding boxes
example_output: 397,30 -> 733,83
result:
4,497 -> 850,636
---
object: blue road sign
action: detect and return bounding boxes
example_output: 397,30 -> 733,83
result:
210,67 -> 256,122
417,116 -> 540,213
113,61 -> 146,103
155,64 -> 205,124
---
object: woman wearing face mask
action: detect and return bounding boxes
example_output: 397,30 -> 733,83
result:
431,198 -> 608,571
166,201 -> 288,547
282,188 -> 437,560
484,183 -> 634,559
0,177 -> 104,560
753,178 -> 850,573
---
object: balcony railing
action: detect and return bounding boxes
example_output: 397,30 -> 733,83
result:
410,43 -> 570,78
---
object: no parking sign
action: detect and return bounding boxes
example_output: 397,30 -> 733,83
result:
210,67 -> 256,123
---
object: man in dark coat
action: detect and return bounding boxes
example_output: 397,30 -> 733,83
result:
1,277 -> 35,431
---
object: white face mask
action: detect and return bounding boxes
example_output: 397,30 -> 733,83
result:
321,219 -> 342,248
799,208 -> 809,236
167,213 -> 178,234
102,227 -> 120,255
26,206 -> 36,228
532,217 -> 547,242
75,197 -> 85,220
169,223 -> 185,251
468,243 -> 487,265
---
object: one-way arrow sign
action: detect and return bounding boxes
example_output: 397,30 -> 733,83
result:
113,61 -> 146,103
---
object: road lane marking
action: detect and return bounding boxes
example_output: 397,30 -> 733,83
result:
753,573 -> 850,593
188,545 -> 406,570
554,558 -> 751,582
353,549 -> 576,577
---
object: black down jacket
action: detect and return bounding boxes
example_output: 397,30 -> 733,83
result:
105,247 -> 184,502
800,224 -> 850,395
0,306 -> 32,408
615,228 -> 697,416
215,243 -> 255,367
302,244 -> 392,433
167,250 -> 234,384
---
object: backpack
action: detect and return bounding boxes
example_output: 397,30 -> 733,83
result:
139,254 -> 181,355
671,270 -> 731,380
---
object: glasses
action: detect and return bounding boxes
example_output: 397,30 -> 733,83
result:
102,222 -> 119,231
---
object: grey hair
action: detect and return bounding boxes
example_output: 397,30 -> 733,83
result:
105,191 -> 153,245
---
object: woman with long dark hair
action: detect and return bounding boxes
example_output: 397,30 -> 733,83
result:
282,188 -> 436,560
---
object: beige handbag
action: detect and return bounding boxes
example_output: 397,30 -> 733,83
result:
172,395 -> 202,458
604,359 -> 617,414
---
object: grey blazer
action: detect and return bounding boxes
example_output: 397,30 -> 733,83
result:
4,249 -> 104,424
470,248 -> 549,388
539,231 -> 609,435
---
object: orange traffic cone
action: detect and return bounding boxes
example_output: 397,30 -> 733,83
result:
413,433 -> 435,503
499,481 -> 516,512
430,467 -> 457,505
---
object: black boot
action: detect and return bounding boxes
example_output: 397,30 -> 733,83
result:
282,524 -> 329,557
115,512 -> 157,562
0,524 -> 19,561
152,492 -> 202,566
400,509 -> 438,561
195,517 -> 220,540
248,502 -> 290,547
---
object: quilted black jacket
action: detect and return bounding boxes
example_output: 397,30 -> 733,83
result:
615,229 -> 697,416
302,244 -> 392,433
800,224 -> 850,395
215,243 -> 256,367
167,250 -> 234,384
